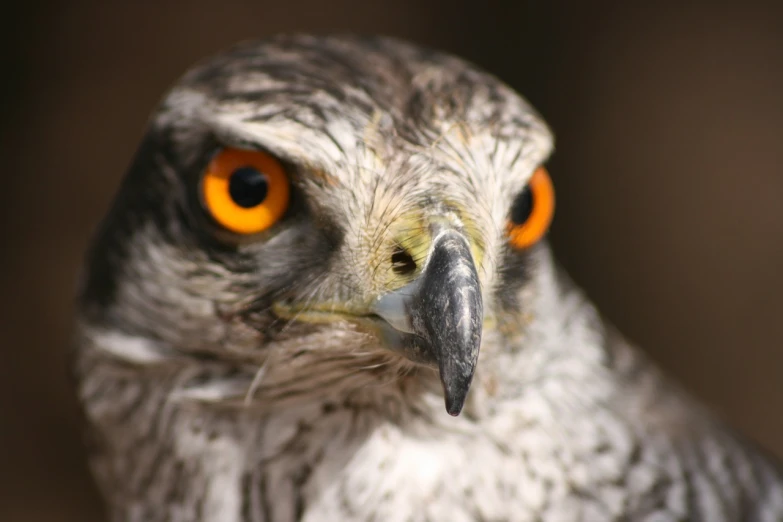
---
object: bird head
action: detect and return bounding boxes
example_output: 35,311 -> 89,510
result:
78,35 -> 555,416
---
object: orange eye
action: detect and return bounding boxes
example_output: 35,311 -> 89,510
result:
201,148 -> 290,235
507,167 -> 555,249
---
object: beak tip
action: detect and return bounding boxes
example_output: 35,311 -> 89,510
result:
445,396 -> 465,416
440,366 -> 474,416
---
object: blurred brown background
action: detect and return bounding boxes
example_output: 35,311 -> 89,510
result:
2,1 -> 782,520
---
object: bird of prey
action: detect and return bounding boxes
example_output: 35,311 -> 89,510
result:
73,34 -> 783,521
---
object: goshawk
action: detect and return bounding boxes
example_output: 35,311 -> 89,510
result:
74,34 -> 783,521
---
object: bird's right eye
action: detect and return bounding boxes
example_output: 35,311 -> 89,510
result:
201,148 -> 291,234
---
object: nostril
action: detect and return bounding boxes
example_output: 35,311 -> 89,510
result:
391,246 -> 417,275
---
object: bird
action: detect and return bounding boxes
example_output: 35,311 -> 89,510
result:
73,34 -> 783,522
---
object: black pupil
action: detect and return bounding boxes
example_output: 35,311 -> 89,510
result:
510,185 -> 534,225
229,166 -> 268,208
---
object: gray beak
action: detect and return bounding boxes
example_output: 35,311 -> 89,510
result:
374,230 -> 483,416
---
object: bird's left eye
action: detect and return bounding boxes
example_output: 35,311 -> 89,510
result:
507,167 -> 555,249
201,148 -> 290,234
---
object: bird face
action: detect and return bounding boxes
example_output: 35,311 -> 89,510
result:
79,35 -> 555,415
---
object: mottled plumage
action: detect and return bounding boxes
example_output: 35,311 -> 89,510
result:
74,34 -> 783,521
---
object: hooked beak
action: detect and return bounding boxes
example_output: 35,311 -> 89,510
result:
374,229 -> 483,416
